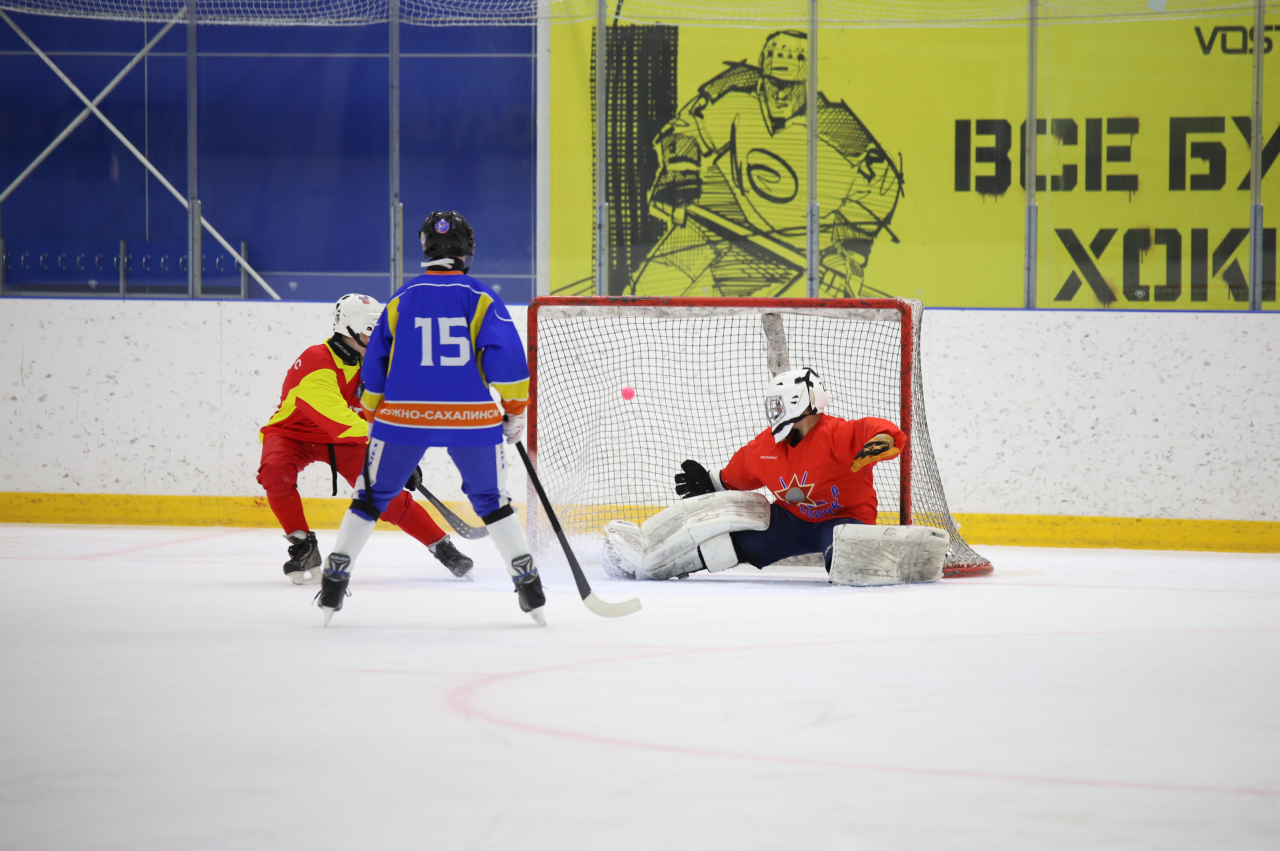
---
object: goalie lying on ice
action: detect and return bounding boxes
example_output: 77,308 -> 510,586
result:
603,368 -> 948,586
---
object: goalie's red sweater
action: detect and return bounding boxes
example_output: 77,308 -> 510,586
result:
718,414 -> 907,525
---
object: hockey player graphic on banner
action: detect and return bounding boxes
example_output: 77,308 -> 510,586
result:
631,30 -> 904,298
555,18 -> 1279,307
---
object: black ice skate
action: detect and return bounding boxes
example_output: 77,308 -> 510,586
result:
429,536 -> 473,578
317,553 -> 351,626
283,531 -> 322,585
511,555 -> 546,626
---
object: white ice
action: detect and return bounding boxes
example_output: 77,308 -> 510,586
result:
2,523 -> 1278,850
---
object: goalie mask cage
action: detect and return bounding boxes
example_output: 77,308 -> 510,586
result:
527,296 -> 993,579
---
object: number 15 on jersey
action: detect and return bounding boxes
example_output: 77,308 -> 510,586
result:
415,317 -> 471,367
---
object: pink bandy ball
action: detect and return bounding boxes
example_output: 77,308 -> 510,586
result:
621,387 -> 636,401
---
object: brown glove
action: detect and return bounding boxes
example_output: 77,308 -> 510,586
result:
851,433 -> 900,472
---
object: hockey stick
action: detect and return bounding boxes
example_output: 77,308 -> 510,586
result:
684,203 -> 807,271
414,485 -> 489,540
684,203 -> 882,296
515,441 -> 642,619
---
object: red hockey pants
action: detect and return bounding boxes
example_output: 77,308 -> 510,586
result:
256,434 -> 444,546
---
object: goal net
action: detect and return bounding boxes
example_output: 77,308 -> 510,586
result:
527,296 -> 993,579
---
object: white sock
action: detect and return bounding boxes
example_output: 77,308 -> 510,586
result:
486,511 -> 530,577
331,510 -> 377,570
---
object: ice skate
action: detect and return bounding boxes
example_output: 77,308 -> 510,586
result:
511,555 -> 546,626
317,553 -> 351,626
283,531 -> 322,584
429,536 -> 473,578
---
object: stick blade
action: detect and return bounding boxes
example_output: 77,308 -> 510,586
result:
416,485 -> 489,539
449,523 -> 489,541
582,591 -> 642,619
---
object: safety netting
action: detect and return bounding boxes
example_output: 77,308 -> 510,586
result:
0,0 -> 1270,27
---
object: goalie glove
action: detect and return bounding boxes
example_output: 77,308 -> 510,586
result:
674,460 -> 716,499
404,465 -> 423,492
851,433 -> 900,472
502,412 -> 525,445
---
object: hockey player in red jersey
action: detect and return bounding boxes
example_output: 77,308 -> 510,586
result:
604,368 -> 906,581
256,293 -> 471,584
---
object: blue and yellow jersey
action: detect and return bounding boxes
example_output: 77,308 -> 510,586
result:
361,270 -> 529,446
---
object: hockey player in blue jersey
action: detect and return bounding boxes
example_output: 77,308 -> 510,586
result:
316,210 -> 545,625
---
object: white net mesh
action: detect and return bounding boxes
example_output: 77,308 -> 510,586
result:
526,298 -> 993,580
0,0 -> 1269,27
0,0 -> 385,25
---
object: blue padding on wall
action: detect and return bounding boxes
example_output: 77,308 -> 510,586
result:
260,272 -> 389,303
0,16 -> 536,304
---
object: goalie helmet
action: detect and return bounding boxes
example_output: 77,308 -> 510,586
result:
764,367 -> 828,442
419,210 -> 476,260
333,293 -> 383,341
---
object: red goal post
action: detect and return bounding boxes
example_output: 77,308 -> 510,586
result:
526,296 -> 992,579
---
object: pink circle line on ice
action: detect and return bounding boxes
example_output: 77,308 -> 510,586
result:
440,630 -> 1280,799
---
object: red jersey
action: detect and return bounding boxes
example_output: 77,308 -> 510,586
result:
719,414 -> 907,525
260,341 -> 370,445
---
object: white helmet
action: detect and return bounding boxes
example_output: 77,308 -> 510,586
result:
333,293 -> 383,340
764,367 -> 828,442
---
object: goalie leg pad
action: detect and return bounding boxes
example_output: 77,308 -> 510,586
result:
699,533 -> 738,573
604,492 -> 770,580
603,520 -> 642,580
828,524 -> 949,587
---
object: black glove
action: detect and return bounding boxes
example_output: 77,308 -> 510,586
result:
404,465 -> 423,492
674,460 -> 716,499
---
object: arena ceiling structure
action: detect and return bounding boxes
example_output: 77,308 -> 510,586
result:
0,0 -> 1272,302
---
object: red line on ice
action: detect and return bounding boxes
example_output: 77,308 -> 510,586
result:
84,528 -> 250,560
434,629 -> 1280,800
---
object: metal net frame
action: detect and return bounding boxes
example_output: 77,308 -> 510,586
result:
0,0 -> 1268,27
526,296 -> 993,579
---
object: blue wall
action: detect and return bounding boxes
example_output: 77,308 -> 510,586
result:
0,13 -> 535,303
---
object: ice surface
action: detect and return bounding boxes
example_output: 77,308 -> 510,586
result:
2,524 -> 1278,850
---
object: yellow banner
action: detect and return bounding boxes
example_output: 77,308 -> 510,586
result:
550,18 -> 1279,309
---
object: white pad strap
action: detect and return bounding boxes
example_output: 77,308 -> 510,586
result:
605,491 -> 770,580
828,524 -> 949,587
699,533 -> 738,573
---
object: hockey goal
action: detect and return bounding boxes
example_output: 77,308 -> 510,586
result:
526,296 -> 992,579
